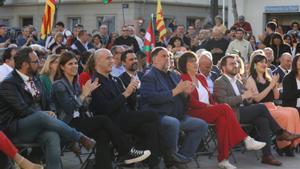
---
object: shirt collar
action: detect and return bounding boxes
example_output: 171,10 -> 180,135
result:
224,73 -> 237,84
278,65 -> 289,74
3,63 -> 13,71
16,69 -> 30,82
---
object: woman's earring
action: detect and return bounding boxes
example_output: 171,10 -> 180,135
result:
254,64 -> 256,70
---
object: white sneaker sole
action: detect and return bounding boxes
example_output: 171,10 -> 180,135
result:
124,150 -> 151,164
246,142 -> 266,151
218,164 -> 237,169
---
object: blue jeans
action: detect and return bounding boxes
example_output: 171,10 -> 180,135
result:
160,115 -> 208,157
14,111 -> 82,169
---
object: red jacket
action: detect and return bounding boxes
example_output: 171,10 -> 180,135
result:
181,73 -> 215,110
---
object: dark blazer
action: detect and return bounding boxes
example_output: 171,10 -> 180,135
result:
118,71 -> 144,111
213,75 -> 249,120
282,72 -> 300,108
52,77 -> 86,123
90,73 -> 128,123
0,70 -> 53,133
139,67 -> 188,119
272,66 -> 288,84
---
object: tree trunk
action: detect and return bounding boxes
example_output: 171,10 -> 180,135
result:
232,0 -> 238,23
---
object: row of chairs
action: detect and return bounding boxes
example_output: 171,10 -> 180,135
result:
7,123 -> 262,169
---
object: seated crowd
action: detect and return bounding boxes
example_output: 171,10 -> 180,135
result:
1,18 -> 300,169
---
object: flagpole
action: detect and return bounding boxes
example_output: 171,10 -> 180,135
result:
121,0 -> 125,25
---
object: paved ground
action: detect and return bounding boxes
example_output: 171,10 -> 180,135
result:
61,150 -> 300,169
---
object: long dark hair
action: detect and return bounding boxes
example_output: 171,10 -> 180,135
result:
291,54 -> 300,76
249,54 -> 271,82
54,51 -> 78,83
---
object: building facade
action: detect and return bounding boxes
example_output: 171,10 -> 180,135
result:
0,0 -> 226,34
227,0 -> 300,37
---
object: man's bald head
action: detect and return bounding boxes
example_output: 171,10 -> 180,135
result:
94,48 -> 114,75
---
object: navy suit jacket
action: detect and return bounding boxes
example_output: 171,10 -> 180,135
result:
272,66 -> 287,84
140,67 -> 188,119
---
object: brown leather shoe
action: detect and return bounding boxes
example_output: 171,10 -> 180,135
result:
80,135 -> 96,151
277,130 -> 300,141
261,155 -> 282,166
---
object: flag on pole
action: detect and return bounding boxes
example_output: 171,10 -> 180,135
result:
40,0 -> 56,40
103,0 -> 112,4
156,0 -> 167,42
144,14 -> 156,64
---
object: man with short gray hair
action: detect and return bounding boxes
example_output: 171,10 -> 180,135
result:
111,45 -> 125,77
272,52 -> 292,84
197,50 -> 219,93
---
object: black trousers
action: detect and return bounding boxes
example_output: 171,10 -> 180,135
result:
117,111 -> 161,167
70,115 -> 131,169
239,104 -> 282,156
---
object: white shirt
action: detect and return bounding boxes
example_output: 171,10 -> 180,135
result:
202,73 -> 214,94
296,79 -> 300,108
16,70 -> 37,97
224,74 -> 241,96
135,35 -> 144,51
0,63 -> 13,82
196,80 -> 210,104
71,39 -> 89,51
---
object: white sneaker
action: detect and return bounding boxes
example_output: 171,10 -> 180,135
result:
124,148 -> 151,164
244,136 -> 266,150
218,160 -> 237,169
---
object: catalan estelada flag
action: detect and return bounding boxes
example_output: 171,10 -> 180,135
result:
40,0 -> 56,40
156,0 -> 167,42
103,0 -> 112,4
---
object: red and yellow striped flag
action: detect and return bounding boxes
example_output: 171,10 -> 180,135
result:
156,0 -> 167,42
40,0 -> 56,40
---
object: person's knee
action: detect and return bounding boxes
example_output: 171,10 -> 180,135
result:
160,116 -> 180,131
196,119 -> 208,132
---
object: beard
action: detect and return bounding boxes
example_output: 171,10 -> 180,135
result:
28,66 -> 38,76
129,63 -> 138,72
227,68 -> 239,76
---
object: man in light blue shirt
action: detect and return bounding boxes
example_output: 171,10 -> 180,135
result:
111,45 -> 126,77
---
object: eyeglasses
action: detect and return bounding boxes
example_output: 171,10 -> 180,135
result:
122,30 -> 129,32
29,60 -> 40,64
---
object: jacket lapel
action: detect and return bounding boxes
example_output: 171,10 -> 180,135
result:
221,75 -> 238,96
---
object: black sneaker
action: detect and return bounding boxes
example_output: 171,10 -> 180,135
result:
123,148 -> 151,164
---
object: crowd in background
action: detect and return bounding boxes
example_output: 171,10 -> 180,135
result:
1,15 -> 300,169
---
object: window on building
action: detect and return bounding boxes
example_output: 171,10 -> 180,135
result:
186,17 -> 204,28
20,17 -> 33,27
0,18 -> 10,27
97,16 -> 115,34
68,17 -> 81,30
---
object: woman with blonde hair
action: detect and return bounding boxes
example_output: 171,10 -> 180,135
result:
246,53 -> 300,157
40,54 -> 60,94
49,32 -> 66,53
